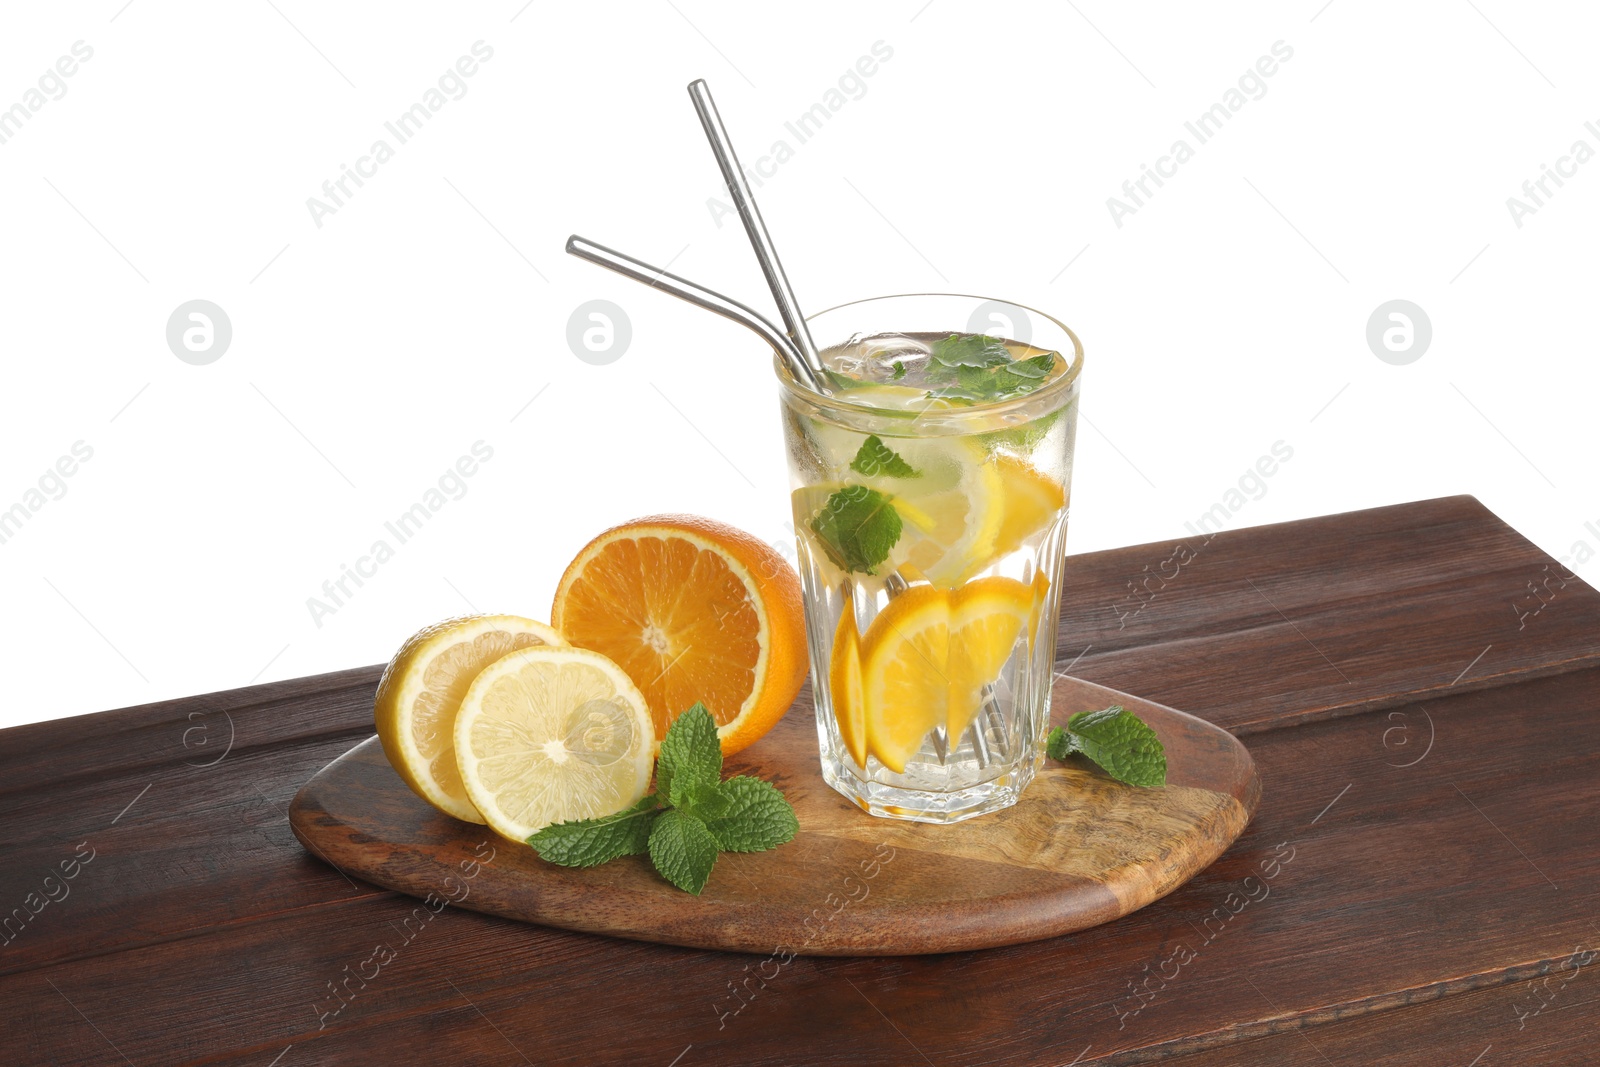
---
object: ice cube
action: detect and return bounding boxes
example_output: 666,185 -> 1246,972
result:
821,332 -> 933,385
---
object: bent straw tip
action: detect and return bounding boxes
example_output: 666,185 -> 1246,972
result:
686,78 -> 708,93
564,234 -> 584,255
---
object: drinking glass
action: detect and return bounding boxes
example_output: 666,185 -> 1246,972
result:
778,294 -> 1082,822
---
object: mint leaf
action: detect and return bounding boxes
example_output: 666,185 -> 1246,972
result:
920,333 -> 1060,405
1044,727 -> 1076,761
648,809 -> 719,894
931,332 -> 1010,368
850,436 -> 919,479
677,779 -> 732,821
1054,705 -> 1167,787
526,699 -> 801,894
703,776 -> 799,852
527,794 -> 660,866
656,702 -> 722,807
809,485 -> 903,574
891,360 -> 907,380
1007,352 -> 1055,379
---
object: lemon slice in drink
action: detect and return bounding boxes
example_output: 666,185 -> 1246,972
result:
882,436 -> 1003,586
792,429 -> 1002,588
374,614 -> 565,823
454,646 -> 656,842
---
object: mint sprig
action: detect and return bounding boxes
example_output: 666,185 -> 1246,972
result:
921,332 -> 1057,404
527,703 -> 799,894
1046,705 -> 1167,788
809,485 -> 902,574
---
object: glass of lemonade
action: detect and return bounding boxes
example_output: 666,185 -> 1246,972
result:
779,294 -> 1082,823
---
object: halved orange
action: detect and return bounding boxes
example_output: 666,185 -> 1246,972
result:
551,514 -> 808,755
858,577 -> 1032,772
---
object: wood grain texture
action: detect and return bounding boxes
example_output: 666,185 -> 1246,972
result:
289,675 -> 1259,955
1,496 -> 1596,1066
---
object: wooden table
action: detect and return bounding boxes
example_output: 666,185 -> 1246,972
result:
4,495 -> 1597,1065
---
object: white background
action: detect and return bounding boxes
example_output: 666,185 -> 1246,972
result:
1,1 -> 1595,731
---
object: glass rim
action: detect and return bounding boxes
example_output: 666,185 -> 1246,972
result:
774,291 -> 1084,418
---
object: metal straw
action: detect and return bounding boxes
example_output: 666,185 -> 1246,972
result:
687,79 -> 828,386
565,235 -> 819,388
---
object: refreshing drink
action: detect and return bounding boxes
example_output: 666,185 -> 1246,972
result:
779,295 -> 1081,823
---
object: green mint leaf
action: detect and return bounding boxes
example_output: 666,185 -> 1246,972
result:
921,335 -> 1060,405
677,779 -> 732,821
655,702 -> 723,807
703,776 -> 799,852
1061,705 -> 1167,787
891,360 -> 907,380
1044,726 -> 1077,761
930,332 -> 1011,368
1007,353 -> 1055,379
809,485 -> 903,574
647,809 -> 719,894
850,435 -> 919,479
527,794 -> 660,866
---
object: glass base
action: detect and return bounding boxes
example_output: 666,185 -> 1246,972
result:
819,755 -> 1040,824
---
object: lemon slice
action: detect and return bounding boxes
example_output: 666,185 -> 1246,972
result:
792,432 -> 1003,588
454,646 -> 655,841
882,436 -> 1002,586
858,578 -> 1032,772
374,614 -> 565,823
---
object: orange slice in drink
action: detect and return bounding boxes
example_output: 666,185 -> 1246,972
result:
550,514 -> 808,755
829,605 -> 867,769
989,455 -> 1067,562
945,577 -> 1032,740
859,577 -> 1032,772
859,584 -> 949,773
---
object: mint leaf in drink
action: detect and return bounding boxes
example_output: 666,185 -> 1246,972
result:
648,809 -> 720,894
1007,352 -> 1055,379
931,332 -> 1011,368
527,794 -> 660,866
656,702 -> 722,807
809,485 -> 903,574
891,360 -> 907,380
850,435 -> 919,479
1047,705 -> 1167,787
702,776 -> 800,852
921,334 -> 1060,405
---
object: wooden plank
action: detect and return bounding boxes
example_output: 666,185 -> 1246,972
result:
0,665 -> 380,798
0,734 -> 388,979
1144,952 -> 1600,1064
3,665 -> 1593,1066
1056,495 -> 1600,734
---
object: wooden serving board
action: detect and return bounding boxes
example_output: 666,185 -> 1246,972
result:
290,674 -> 1258,956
